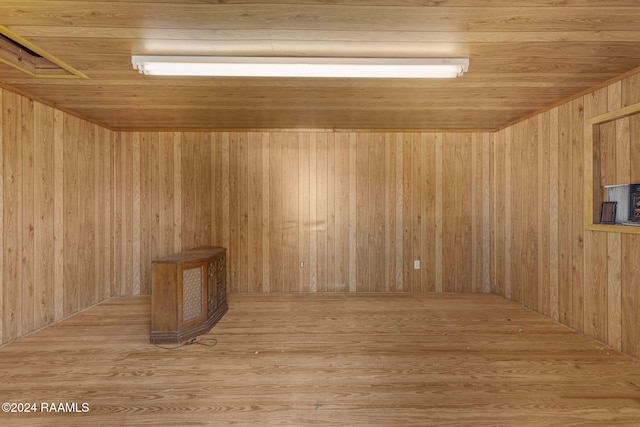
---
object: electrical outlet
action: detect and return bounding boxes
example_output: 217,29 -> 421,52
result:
300,261 -> 304,268
414,260 -> 420,269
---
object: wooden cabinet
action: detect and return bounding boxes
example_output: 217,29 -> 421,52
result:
150,246 -> 228,344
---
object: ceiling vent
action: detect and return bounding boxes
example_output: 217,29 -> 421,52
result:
0,25 -> 87,79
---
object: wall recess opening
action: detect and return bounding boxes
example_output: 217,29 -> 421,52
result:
0,25 -> 87,79
584,102 -> 640,234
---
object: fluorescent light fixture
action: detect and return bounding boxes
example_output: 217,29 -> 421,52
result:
131,56 -> 469,79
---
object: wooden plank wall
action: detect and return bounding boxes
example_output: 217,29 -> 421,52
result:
493,71 -> 640,359
1,86 -> 492,345
0,87 -> 113,345
3,71 -> 639,361
114,130 -> 493,297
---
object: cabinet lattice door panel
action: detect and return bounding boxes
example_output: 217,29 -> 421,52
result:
182,266 -> 203,322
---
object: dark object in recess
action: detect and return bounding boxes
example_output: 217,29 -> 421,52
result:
630,184 -> 640,223
600,201 -> 617,224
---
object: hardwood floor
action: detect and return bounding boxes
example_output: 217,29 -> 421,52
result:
1,293 -> 640,426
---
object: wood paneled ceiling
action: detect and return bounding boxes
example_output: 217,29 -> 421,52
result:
1,1 -> 640,131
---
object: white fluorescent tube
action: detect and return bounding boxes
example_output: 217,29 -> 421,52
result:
132,56 -> 469,78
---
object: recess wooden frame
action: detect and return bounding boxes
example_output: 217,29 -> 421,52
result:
584,102 -> 640,234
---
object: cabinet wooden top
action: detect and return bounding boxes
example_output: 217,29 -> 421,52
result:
152,246 -> 226,264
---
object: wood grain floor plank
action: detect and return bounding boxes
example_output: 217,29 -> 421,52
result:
1,294 -> 640,426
